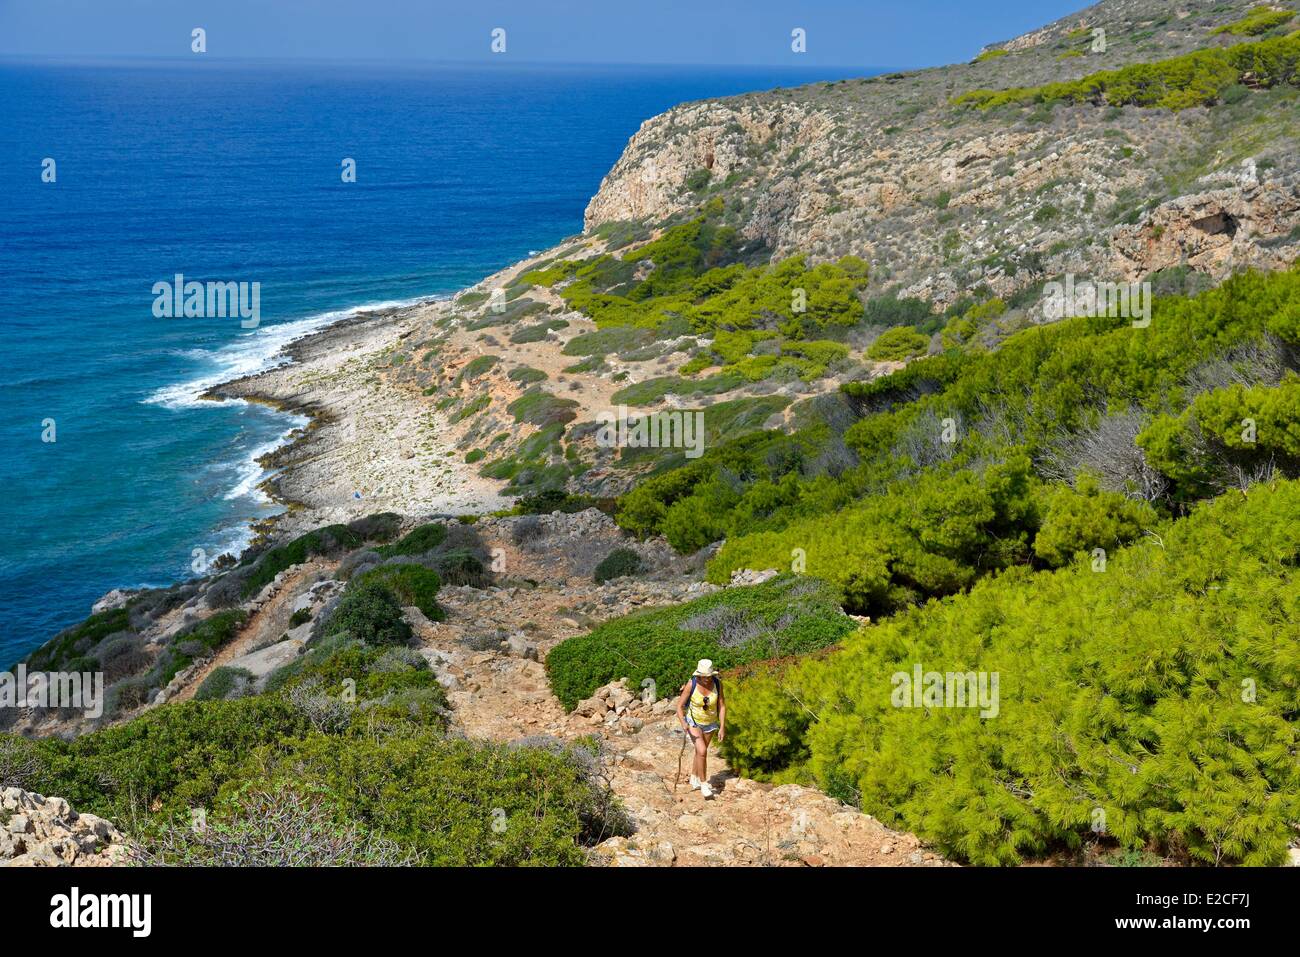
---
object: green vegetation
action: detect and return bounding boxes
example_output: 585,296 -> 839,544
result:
240,525 -> 362,598
546,575 -> 854,710
1212,7 -> 1295,36
351,564 -> 445,621
24,606 -> 130,672
868,326 -> 930,361
543,209 -> 869,389
507,387 -> 580,426
155,610 -> 248,686
322,580 -> 412,646
508,365 -> 548,385
457,354 -> 500,383
954,32 -> 1300,111
6,636 -> 628,864
593,547 -> 643,583
616,266 -> 1300,619
973,48 -> 1009,62
450,392 -> 491,423
195,666 -> 255,702
376,523 -> 447,558
685,168 -> 712,192
721,482 -> 1300,866
611,373 -> 743,406
510,318 -> 569,344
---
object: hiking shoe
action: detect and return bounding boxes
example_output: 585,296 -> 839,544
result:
700,781 -> 714,799
689,775 -> 701,791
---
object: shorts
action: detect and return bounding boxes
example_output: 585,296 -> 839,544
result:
686,714 -> 720,734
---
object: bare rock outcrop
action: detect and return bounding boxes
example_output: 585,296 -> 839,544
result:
1112,182 -> 1300,280
0,788 -> 134,867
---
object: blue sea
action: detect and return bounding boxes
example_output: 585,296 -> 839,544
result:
0,57 -> 868,665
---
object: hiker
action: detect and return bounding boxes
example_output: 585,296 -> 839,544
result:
677,659 -> 725,798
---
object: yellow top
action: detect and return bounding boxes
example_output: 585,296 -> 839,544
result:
688,680 -> 720,725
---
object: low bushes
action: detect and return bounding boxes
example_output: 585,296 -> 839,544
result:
507,387 -> 580,426
322,581 -> 412,646
953,32 -> 1300,112
868,326 -> 929,361
10,638 -> 628,865
375,522 -> 448,558
457,354 -> 500,384
545,575 -> 855,710
721,481 -> 1300,866
194,666 -> 255,702
352,564 -> 444,621
24,606 -> 130,672
152,610 -> 248,687
228,732 -> 629,865
240,525 -> 362,598
593,547 -> 642,583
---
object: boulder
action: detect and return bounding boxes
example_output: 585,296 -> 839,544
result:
504,636 -> 539,661
227,638 -> 306,683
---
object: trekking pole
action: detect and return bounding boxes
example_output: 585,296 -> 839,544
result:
674,724 -> 688,794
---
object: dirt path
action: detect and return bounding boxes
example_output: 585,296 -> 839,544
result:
415,587 -> 951,868
170,563 -> 328,704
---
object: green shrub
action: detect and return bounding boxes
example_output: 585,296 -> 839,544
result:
352,564 -> 444,621
241,525 -> 363,598
450,393 -> 491,423
510,319 -> 568,344
612,373 -> 743,406
863,295 -> 934,329
722,481 -> 1300,866
24,606 -> 131,671
323,581 -> 412,646
953,32 -> 1300,112
508,387 -> 580,426
685,168 -> 712,192
545,575 -> 854,710
1031,475 -> 1156,567
1211,8 -> 1294,36
19,641 -> 624,866
868,326 -> 930,361
345,512 -> 403,543
593,547 -> 643,583
431,548 -> 489,587
376,523 -> 448,558
230,732 -> 628,865
24,696 -> 313,820
154,610 -> 248,686
195,667 -> 256,702
457,354 -> 500,383
513,489 -> 599,514
508,366 -> 548,385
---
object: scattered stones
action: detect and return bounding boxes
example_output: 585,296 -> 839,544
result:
728,568 -> 780,587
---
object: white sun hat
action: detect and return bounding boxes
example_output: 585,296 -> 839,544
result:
693,659 -> 717,677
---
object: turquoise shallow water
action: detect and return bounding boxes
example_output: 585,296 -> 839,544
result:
0,57 -> 867,664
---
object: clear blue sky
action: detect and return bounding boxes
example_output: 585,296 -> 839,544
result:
0,1 -> 1091,68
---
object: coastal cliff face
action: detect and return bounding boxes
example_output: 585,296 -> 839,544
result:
584,0 -> 1300,309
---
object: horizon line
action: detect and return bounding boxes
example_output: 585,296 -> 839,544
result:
0,52 -> 914,74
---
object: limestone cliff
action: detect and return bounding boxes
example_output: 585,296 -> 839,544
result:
584,0 -> 1300,309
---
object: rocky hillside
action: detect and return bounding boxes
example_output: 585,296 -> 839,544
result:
584,0 -> 1300,311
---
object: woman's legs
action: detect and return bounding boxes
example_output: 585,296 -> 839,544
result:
690,727 -> 714,785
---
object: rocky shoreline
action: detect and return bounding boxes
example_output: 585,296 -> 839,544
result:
202,294 -> 513,549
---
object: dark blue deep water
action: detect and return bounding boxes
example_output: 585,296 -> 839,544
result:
0,57 -> 865,664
